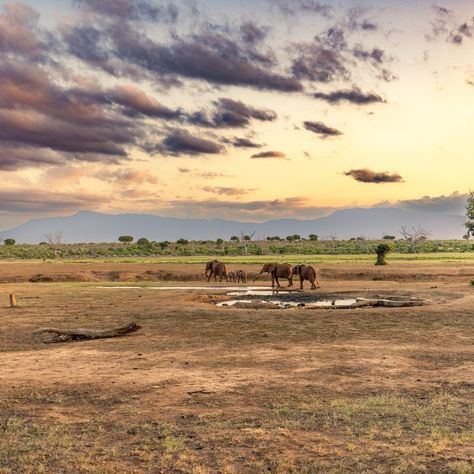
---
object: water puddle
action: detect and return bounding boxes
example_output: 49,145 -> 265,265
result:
94,285 -> 428,309
95,286 -> 272,291
217,298 -> 358,308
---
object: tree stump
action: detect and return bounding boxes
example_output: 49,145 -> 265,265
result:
9,294 -> 17,308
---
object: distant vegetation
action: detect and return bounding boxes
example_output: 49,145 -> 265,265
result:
0,237 -> 473,260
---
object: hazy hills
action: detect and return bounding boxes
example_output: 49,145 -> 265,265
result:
0,209 -> 466,243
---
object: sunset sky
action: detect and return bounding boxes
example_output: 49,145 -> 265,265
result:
0,0 -> 473,229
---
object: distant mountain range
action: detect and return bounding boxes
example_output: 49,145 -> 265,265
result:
0,209 -> 467,243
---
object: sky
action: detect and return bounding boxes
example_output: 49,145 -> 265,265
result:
0,0 -> 473,229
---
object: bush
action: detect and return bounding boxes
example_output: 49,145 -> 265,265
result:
3,239 -> 15,246
137,238 -> 152,248
375,243 -> 392,266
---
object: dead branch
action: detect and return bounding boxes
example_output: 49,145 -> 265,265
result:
33,321 -> 140,343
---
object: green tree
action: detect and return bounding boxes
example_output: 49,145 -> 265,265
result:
137,237 -> 152,248
308,234 -> 319,241
176,238 -> 189,245
230,236 -> 239,241
375,243 -> 391,266
118,235 -> 134,244
3,239 -> 15,246
383,235 -> 396,240
466,191 -> 474,238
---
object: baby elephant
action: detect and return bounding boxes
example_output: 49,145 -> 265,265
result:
292,264 -> 320,290
236,270 -> 247,284
227,271 -> 237,283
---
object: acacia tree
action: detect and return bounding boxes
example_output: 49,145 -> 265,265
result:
400,226 -> 428,253
466,191 -> 474,238
45,231 -> 64,258
239,231 -> 256,254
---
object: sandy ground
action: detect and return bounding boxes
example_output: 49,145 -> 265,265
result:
0,262 -> 473,473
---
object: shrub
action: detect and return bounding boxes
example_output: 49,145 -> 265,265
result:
3,239 -> 16,246
137,238 -> 152,248
375,243 -> 392,266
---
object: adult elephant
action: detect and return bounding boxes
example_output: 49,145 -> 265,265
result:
205,260 -> 228,282
254,263 -> 293,288
292,264 -> 320,290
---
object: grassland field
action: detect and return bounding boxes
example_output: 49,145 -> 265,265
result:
0,258 -> 473,473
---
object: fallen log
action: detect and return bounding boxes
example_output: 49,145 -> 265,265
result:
33,321 -> 140,343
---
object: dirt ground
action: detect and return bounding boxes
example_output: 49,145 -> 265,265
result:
0,262 -> 473,473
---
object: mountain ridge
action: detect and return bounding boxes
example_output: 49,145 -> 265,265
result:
0,208 -> 466,243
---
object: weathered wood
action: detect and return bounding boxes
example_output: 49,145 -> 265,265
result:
9,294 -> 17,307
33,321 -> 140,343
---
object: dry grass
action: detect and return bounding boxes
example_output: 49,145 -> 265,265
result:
0,261 -> 473,473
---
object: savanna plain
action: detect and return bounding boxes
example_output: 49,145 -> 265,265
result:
0,257 -> 473,473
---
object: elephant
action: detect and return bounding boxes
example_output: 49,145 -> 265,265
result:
292,264 -> 320,290
254,263 -> 293,288
236,270 -> 247,283
205,260 -> 228,282
227,271 -> 237,283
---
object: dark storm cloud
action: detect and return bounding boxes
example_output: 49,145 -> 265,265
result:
304,121 -> 342,137
232,138 -> 263,148
251,151 -> 287,159
0,146 -> 63,171
64,17 -> 302,92
107,85 -> 182,119
314,87 -> 385,105
394,192 -> 468,215
73,0 -> 179,23
344,169 -> 404,184
291,42 -> 348,83
428,6 -> 474,46
157,129 -> 224,156
240,22 -> 270,44
0,189 -> 103,213
0,61 -> 142,159
0,2 -> 52,61
271,0 -> 331,18
188,98 -> 276,128
290,23 -> 393,85
449,20 -> 474,45
0,55 -> 190,169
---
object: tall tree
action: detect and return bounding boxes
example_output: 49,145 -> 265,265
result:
466,191 -> 474,238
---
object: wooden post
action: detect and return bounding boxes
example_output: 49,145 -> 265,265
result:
9,294 -> 17,308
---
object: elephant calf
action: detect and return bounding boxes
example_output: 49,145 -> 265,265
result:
236,270 -> 247,283
292,264 -> 320,290
227,271 -> 237,283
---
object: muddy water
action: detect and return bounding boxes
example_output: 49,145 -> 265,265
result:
95,286 -> 287,291
217,298 -> 358,308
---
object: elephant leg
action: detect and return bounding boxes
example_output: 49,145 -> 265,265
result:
288,275 -> 293,287
207,273 -> 212,282
311,279 -> 316,290
275,276 -> 281,288
300,276 -> 304,290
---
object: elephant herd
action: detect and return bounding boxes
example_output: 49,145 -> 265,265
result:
205,260 -> 320,290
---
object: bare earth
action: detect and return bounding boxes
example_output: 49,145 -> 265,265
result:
0,262 -> 473,473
